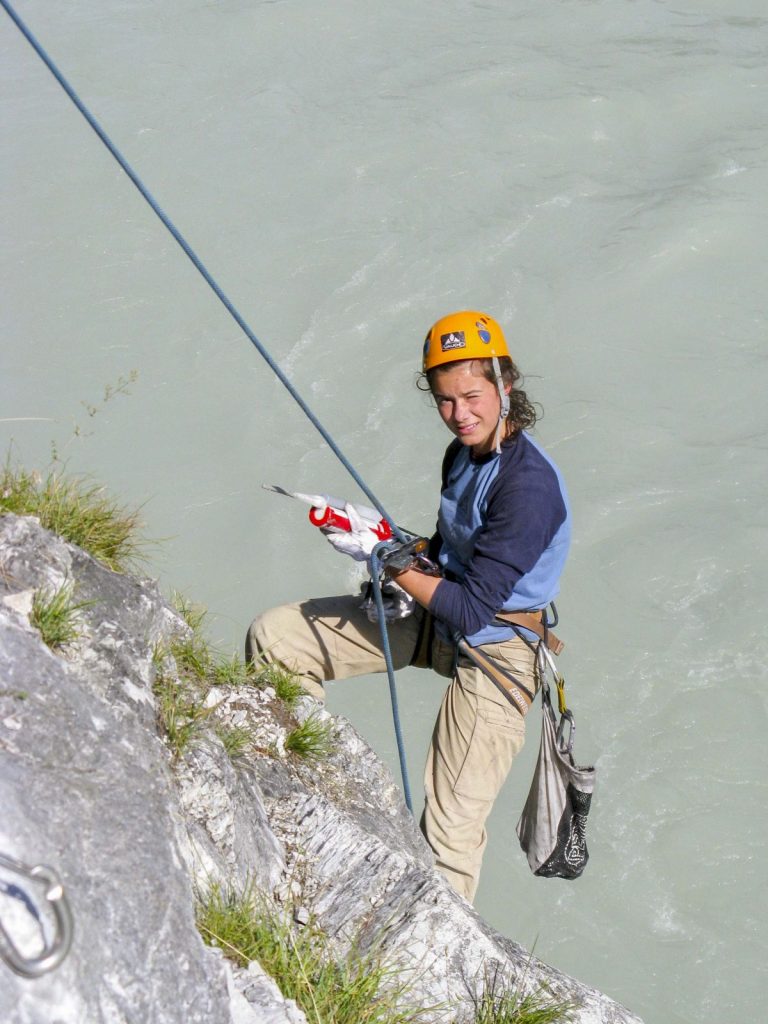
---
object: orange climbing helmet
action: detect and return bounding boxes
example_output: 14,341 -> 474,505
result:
422,310 -> 509,373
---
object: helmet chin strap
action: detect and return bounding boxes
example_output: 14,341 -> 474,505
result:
492,355 -> 510,454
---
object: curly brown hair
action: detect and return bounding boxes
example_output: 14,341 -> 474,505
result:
417,357 -> 539,435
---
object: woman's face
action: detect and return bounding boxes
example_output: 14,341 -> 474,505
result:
430,361 -> 508,456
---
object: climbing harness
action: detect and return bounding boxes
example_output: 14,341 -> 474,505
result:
453,605 -> 564,718
1,1 -> 416,806
495,608 -> 564,655
0,851 -> 73,978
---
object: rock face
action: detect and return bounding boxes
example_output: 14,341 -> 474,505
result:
0,513 -> 643,1024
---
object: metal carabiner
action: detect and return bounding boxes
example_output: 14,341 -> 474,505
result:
0,852 -> 73,978
556,709 -> 575,756
536,642 -> 569,715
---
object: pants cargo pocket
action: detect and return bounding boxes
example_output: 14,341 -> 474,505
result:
452,698 -> 525,801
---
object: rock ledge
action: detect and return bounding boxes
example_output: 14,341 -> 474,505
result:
0,514 -> 642,1024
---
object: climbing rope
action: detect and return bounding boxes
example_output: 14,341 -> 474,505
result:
370,546 -> 413,811
1,0 -> 414,807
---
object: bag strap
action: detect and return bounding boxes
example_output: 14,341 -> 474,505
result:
456,638 -> 535,717
495,609 -> 564,655
455,606 -> 563,716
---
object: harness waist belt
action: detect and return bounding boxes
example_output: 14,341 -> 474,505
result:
494,610 -> 564,655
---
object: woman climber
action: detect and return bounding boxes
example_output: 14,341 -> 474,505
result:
246,310 -> 571,903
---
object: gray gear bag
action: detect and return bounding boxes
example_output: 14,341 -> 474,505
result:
516,682 -> 596,879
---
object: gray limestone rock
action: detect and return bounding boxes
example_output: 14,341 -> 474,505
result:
0,577 -> 230,1023
174,733 -> 286,897
230,959 -> 308,1024
0,513 -> 643,1024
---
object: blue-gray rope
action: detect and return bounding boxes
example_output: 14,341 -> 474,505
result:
2,0 -> 413,810
370,546 -> 413,812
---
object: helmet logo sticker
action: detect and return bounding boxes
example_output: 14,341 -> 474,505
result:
440,330 -> 466,352
476,320 -> 491,344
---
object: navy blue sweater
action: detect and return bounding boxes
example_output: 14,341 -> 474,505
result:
428,432 -> 570,645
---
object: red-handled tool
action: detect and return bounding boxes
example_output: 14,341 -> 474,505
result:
263,485 -> 393,540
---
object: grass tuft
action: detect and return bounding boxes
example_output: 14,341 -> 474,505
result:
196,885 -> 425,1024
473,990 -> 576,1024
1,462 -> 143,572
285,713 -> 335,761
211,653 -> 256,688
472,963 -> 576,1024
169,592 -> 213,678
214,722 -> 253,759
155,596 -> 321,762
30,583 -> 91,651
156,598 -> 260,759
266,665 -> 306,709
171,591 -> 208,637
152,671 -> 211,760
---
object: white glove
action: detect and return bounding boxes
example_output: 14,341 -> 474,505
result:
360,579 -> 416,623
322,503 -> 381,562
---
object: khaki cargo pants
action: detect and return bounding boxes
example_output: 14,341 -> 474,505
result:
246,595 -> 537,903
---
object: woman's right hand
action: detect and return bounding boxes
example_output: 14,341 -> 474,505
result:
321,503 -> 380,562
